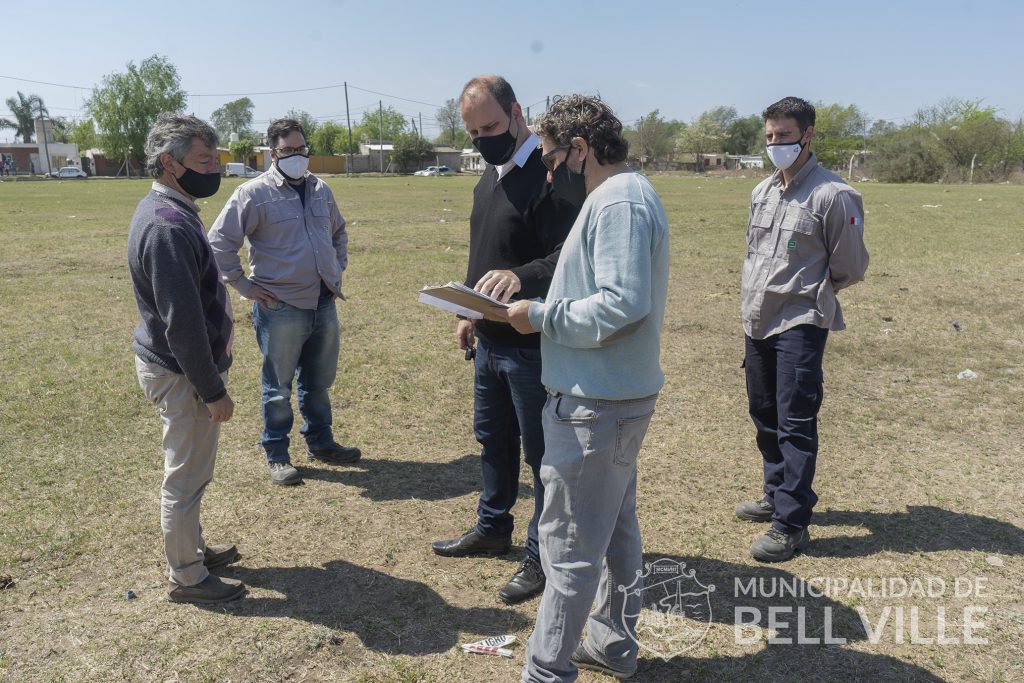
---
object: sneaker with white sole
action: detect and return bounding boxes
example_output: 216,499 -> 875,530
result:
267,461 -> 302,486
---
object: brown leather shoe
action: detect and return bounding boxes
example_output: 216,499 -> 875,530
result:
167,574 -> 246,604
203,543 -> 241,569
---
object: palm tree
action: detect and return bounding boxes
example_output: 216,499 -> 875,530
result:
2,91 -> 48,143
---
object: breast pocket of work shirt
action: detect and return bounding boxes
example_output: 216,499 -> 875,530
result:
775,206 -> 820,263
747,199 -> 777,256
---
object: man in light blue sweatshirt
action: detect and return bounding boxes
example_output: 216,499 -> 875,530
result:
503,95 -> 670,683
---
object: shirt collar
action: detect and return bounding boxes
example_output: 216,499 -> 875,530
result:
151,181 -> 199,213
268,162 -> 312,188
496,132 -> 540,180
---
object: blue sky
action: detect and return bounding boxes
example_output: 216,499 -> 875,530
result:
2,0 -> 1022,142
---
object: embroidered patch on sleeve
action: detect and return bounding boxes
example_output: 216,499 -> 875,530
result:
850,216 -> 862,225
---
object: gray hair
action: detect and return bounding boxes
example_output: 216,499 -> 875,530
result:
145,113 -> 218,178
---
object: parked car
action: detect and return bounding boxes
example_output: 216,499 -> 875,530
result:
413,165 -> 456,176
225,162 -> 260,177
51,166 -> 88,179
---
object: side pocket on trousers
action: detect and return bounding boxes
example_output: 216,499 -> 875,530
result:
613,410 -> 655,466
791,367 -> 824,418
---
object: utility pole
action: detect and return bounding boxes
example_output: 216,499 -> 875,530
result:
378,100 -> 384,173
526,106 -> 530,126
546,96 -> 550,113
419,112 -> 423,140
638,117 -> 645,172
39,114 -> 51,176
344,81 -> 353,176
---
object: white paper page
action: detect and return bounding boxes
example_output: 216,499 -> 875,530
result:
418,292 -> 483,319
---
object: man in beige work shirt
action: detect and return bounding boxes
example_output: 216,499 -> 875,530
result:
735,96 -> 869,562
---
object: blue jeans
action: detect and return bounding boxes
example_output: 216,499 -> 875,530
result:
744,324 -> 829,534
252,296 -> 339,463
522,392 -> 657,683
473,336 -> 547,560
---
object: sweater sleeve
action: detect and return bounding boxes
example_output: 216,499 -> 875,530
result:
529,201 -> 653,348
142,225 -> 226,402
511,186 -> 578,298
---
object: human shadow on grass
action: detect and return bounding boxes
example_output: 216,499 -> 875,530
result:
809,506 -> 1024,558
630,554 -> 944,681
201,559 -> 530,655
299,453 -> 530,502
638,644 -> 945,682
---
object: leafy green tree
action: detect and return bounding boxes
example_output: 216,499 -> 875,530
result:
434,129 -> 471,150
69,119 -> 98,150
676,108 -> 730,171
2,91 -> 48,142
357,105 -> 407,142
285,108 -> 319,138
723,114 -> 763,155
915,98 -> 1006,169
229,137 -> 256,163
625,110 -> 684,162
391,132 -> 434,172
85,55 -> 186,169
309,121 -> 358,155
49,116 -> 72,143
811,103 -> 867,168
870,126 -> 943,183
211,97 -> 255,140
435,98 -> 462,148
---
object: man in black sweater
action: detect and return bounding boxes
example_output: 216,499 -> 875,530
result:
128,114 -> 244,604
431,76 -> 580,604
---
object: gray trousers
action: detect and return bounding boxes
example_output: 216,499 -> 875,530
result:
135,357 -> 224,587
522,392 -> 657,683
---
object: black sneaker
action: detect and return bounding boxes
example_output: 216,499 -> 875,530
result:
735,495 -> 775,522
751,527 -> 810,562
308,442 -> 362,465
498,556 -> 545,604
570,644 -> 635,680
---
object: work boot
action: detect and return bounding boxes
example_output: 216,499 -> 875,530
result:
735,495 -> 775,522
267,461 -> 302,486
751,527 -> 810,563
203,543 -> 241,569
498,556 -> 545,605
570,644 -> 635,679
167,574 -> 246,604
308,442 -> 362,465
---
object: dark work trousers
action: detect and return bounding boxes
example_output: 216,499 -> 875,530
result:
744,324 -> 829,534
473,335 -> 547,561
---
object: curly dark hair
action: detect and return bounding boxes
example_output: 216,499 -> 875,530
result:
762,97 -> 816,131
535,94 -> 628,165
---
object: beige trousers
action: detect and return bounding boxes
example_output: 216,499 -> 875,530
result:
135,356 -> 225,586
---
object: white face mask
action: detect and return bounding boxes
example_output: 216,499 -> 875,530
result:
765,139 -> 804,171
277,154 -> 309,180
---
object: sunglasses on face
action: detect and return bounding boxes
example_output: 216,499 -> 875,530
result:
541,146 -> 571,172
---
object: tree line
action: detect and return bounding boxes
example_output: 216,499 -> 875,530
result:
5,54 -> 1022,181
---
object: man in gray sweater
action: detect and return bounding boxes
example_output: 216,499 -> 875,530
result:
128,114 -> 245,604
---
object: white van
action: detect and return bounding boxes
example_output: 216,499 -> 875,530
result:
225,163 -> 260,177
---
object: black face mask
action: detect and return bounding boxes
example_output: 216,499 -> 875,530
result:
550,148 -> 587,207
176,165 -> 221,198
472,113 -> 519,166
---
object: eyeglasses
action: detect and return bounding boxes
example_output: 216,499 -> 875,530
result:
541,146 -> 570,172
274,145 -> 309,156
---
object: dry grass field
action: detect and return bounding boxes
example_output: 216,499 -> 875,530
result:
1,173 -> 1022,682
